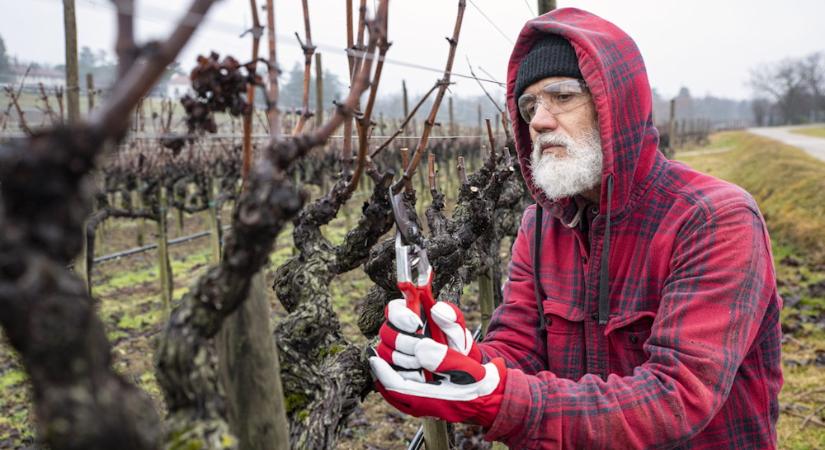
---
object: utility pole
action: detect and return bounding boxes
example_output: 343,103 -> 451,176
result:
537,0 -> 556,14
63,0 -> 80,123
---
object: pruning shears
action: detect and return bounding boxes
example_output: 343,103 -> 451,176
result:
390,189 -> 447,352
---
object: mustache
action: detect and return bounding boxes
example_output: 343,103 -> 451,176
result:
532,132 -> 573,154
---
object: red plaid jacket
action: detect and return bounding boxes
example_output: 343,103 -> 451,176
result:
479,8 -> 782,449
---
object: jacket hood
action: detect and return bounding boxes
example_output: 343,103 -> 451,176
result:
507,8 -> 660,223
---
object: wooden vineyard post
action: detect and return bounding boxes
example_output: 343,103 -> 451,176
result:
400,148 -> 413,193
667,98 -> 676,159
315,53 -> 324,127
479,266 -> 495,336
477,103 -> 482,136
215,0 -> 290,448
537,0 -> 556,14
74,221 -> 90,296
63,0 -> 81,123
157,185 -> 173,316
218,272 -> 288,450
402,79 -> 410,133
448,96 -> 455,136
176,193 -> 185,237
424,422 -> 451,450
86,73 -> 95,113
132,189 -> 145,247
207,178 -> 222,264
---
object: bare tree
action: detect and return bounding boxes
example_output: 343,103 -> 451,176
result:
749,51 -> 825,124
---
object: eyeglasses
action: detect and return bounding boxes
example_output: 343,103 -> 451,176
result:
517,80 -> 590,123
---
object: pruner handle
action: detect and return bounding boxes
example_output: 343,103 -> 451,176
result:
398,270 -> 447,346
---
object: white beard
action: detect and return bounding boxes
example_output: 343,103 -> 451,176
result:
529,128 -> 603,202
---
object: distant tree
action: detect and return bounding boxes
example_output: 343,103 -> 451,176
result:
751,98 -> 771,127
749,52 -> 825,124
79,46 -> 97,74
78,46 -> 118,89
151,61 -> 184,96
799,52 -> 825,121
279,62 -> 344,112
674,86 -> 695,119
0,34 -> 11,83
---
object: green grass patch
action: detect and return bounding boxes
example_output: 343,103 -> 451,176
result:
117,309 -> 164,331
779,333 -> 825,449
677,131 -> 825,264
790,126 -> 825,139
95,265 -> 160,297
0,369 -> 26,390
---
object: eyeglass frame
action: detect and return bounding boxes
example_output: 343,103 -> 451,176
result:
516,79 -> 591,124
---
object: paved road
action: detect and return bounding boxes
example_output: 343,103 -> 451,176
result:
748,125 -> 825,162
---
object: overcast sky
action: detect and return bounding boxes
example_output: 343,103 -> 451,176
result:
1,0 -> 823,101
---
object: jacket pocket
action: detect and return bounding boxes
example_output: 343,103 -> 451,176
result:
542,299 -> 585,380
605,311 -> 656,377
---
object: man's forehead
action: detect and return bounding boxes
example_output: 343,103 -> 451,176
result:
524,76 -> 580,95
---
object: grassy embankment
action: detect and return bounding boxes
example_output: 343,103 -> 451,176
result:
678,131 -> 825,449
790,126 -> 825,139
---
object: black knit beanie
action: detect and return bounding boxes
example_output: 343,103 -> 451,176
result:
515,34 -> 582,99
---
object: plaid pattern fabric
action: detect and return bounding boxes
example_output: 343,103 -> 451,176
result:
479,8 -> 782,449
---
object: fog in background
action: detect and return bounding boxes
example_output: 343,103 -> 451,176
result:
1,0 -> 824,125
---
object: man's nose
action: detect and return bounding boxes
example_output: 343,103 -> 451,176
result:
529,104 -> 560,134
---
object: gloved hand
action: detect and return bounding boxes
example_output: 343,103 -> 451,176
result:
369,300 -> 505,427
375,299 -> 482,375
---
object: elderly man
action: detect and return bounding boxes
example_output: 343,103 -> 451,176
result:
369,8 -> 782,449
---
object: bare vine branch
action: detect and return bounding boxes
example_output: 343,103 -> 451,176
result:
467,56 -> 504,114
370,81 -> 440,158
391,0 -> 466,194
291,0 -> 316,135
347,2 -> 390,194
241,0 -> 263,182
264,0 -> 281,138
3,86 -> 31,134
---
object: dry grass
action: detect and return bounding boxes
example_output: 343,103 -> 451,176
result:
677,131 -> 825,265
790,126 -> 825,139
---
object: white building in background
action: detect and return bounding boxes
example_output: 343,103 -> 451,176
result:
4,64 -> 66,91
165,74 -> 192,99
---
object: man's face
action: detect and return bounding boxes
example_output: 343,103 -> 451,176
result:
522,76 -> 602,202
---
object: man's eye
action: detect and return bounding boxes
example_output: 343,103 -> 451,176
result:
553,93 -> 575,103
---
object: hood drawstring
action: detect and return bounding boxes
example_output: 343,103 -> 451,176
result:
598,175 -> 614,325
534,206 -> 547,347
533,175 -> 613,349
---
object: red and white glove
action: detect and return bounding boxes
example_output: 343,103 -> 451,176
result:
369,300 -> 506,427
375,299 -> 482,372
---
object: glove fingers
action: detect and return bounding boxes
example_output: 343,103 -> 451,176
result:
379,321 -> 420,355
397,369 -> 426,383
415,338 -> 486,384
430,302 -> 473,354
369,355 -> 408,391
431,302 -> 467,328
386,299 -> 424,334
375,342 -> 421,369
371,354 -> 502,402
